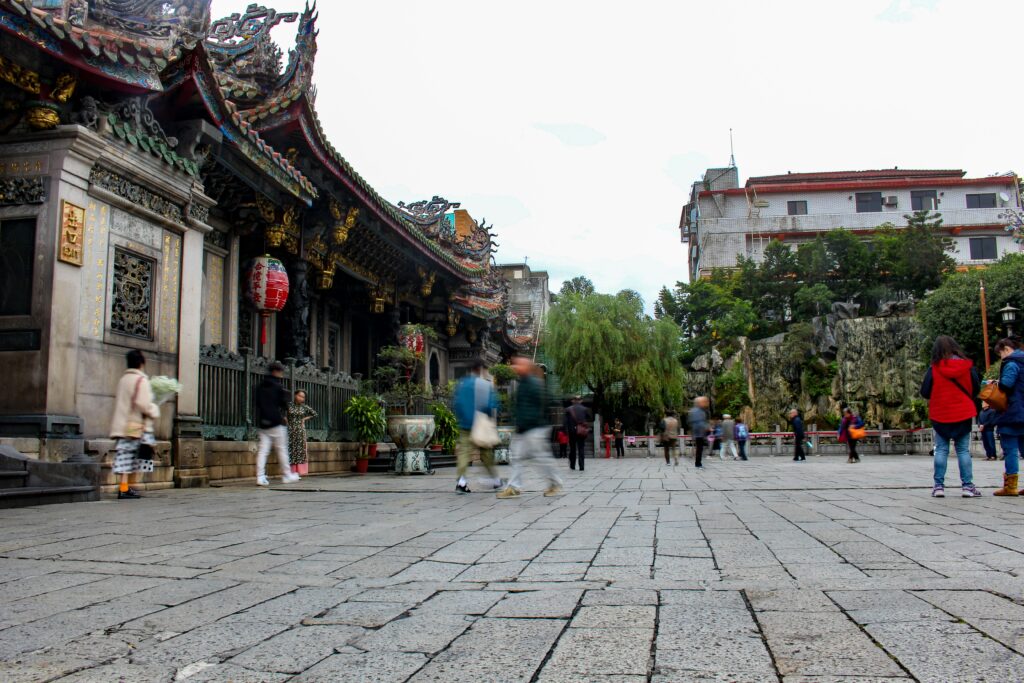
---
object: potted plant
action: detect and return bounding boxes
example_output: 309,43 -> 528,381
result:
429,401 -> 458,454
344,394 -> 386,474
374,324 -> 438,474
488,363 -> 517,463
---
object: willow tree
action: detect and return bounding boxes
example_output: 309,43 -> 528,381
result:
543,289 -> 685,416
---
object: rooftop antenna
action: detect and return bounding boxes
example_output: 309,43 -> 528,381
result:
729,128 -> 736,168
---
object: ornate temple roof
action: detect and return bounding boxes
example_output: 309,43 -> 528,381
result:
0,0 -> 514,323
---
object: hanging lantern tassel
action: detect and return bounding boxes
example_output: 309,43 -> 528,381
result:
260,312 -> 270,346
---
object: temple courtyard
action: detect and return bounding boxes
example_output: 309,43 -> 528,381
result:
1,455 -> 1023,683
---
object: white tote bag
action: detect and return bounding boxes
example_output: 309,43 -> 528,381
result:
470,411 -> 500,448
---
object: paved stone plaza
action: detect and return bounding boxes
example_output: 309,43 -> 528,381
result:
1,454 -> 1023,682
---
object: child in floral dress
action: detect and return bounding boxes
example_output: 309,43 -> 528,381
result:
287,390 -> 317,476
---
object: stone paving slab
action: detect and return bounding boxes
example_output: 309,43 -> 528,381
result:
1,456 -> 1023,681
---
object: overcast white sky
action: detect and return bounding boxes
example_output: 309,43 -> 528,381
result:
212,0 -> 1023,308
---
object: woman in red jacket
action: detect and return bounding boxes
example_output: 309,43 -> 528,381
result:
920,335 -> 982,498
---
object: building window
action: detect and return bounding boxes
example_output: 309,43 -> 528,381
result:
966,193 -> 997,209
911,190 -> 937,211
110,247 -> 154,339
855,192 -> 883,213
969,237 -> 997,261
787,200 -> 808,216
0,218 -> 35,316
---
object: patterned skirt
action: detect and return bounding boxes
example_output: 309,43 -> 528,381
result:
113,434 -> 156,474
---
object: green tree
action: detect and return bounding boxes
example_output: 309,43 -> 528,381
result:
918,253 -> 1024,364
891,211 -> 955,298
544,289 -> 685,415
558,275 -> 595,298
654,280 -> 755,360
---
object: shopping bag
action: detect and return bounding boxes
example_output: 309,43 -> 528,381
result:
470,411 -> 500,448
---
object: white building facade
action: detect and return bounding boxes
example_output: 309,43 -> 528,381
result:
681,168 -> 1022,281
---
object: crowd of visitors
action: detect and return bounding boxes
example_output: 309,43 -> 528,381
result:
109,332 -> 1024,500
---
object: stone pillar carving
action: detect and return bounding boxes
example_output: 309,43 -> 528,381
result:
174,228 -> 208,487
287,260 -> 311,363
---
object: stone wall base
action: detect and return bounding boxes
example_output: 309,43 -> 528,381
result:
83,439 -> 364,489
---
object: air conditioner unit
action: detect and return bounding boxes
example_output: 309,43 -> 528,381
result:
883,196 -> 898,206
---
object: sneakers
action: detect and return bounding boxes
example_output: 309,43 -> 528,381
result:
282,472 -> 300,484
496,486 -> 522,499
455,483 -> 471,494
117,488 -> 141,500
961,484 -> 982,498
673,457 -> 679,466
543,485 -> 563,497
257,475 -> 270,486
931,485 -> 945,498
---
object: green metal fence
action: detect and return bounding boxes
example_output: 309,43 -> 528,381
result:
198,345 -> 358,441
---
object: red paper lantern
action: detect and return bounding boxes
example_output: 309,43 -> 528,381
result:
245,255 -> 290,345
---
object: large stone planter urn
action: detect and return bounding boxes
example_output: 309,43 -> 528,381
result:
387,415 -> 436,474
494,426 -> 516,465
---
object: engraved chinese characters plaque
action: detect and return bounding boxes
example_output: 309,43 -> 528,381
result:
59,200 -> 85,266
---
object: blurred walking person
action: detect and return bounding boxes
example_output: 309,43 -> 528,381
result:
721,414 -> 738,460
838,407 -> 862,464
993,338 -> 1024,496
788,409 -> 806,462
564,395 -> 590,471
735,417 -> 749,461
613,418 -> 625,458
920,335 -> 981,498
659,410 -> 681,466
498,355 -> 562,498
109,349 -> 159,499
453,360 -> 502,494
688,396 -> 710,469
255,361 -> 300,486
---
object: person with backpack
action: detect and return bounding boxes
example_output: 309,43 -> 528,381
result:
992,338 -> 1024,496
920,335 -> 981,498
837,407 -> 863,464
734,417 -> 749,461
979,401 -> 998,461
658,410 -> 681,466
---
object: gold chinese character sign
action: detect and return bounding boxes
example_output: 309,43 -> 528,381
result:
59,200 -> 85,266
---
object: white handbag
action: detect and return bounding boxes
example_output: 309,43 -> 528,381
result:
470,410 -> 501,448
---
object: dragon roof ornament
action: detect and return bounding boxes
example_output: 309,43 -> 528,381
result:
393,196 -> 498,267
207,3 -> 317,103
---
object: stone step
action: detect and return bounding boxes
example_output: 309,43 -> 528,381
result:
0,469 -> 29,489
0,485 -> 98,509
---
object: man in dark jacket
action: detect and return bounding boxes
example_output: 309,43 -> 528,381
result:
788,409 -> 806,461
498,355 -> 562,498
687,396 -> 709,469
255,362 -> 299,486
564,396 -> 590,471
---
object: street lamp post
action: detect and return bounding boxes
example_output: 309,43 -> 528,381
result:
998,303 -> 1020,339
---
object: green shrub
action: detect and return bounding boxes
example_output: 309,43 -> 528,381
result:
429,401 -> 458,453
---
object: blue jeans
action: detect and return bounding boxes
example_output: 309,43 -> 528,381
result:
933,429 -> 973,487
999,433 -> 1020,476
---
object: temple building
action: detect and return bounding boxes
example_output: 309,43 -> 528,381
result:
0,1 -> 521,489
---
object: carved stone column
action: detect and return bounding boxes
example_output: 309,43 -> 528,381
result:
174,228 -> 208,487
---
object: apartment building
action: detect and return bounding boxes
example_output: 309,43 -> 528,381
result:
680,167 -> 1021,281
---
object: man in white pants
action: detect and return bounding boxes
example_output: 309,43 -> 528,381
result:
255,362 -> 300,486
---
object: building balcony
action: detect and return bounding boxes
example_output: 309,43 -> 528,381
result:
696,207 -> 1011,236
